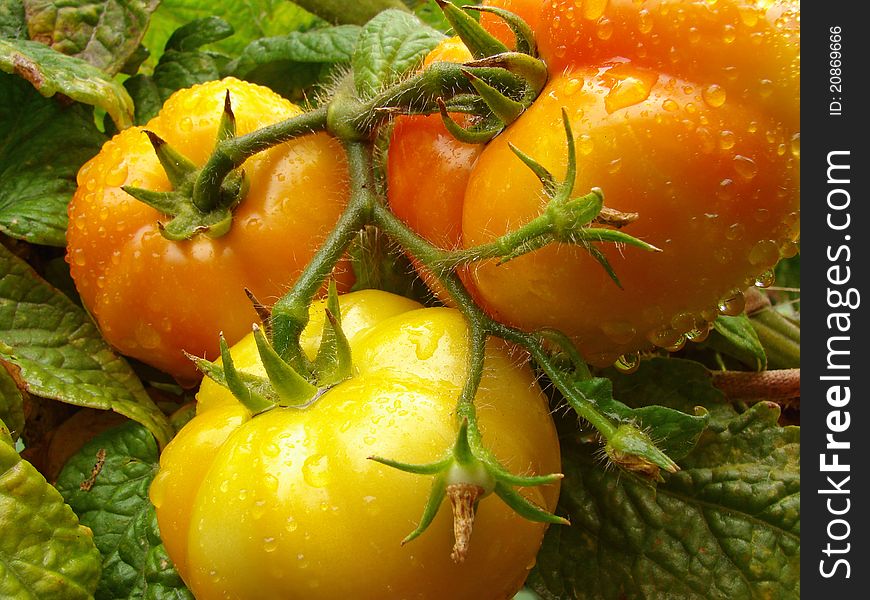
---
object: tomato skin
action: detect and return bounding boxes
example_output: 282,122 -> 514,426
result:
150,290 -> 561,600
387,1 -> 799,365
462,67 -> 799,365
67,78 -> 350,384
538,0 -> 800,129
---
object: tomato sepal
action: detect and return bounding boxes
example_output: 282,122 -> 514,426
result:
436,0 -> 509,59
370,416 -> 565,563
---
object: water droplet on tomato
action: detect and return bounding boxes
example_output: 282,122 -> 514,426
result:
596,16 -> 614,39
105,164 -> 128,187
602,321 -> 636,344
567,134 -> 590,156
664,335 -> 687,352
780,240 -> 799,258
582,0 -> 609,20
686,323 -> 713,343
719,130 -> 736,150
754,269 -> 776,288
790,133 -> 800,158
604,72 -> 655,113
748,240 -> 780,267
662,99 -> 679,112
302,453 -> 329,488
263,537 -> 279,552
614,353 -> 640,373
702,84 -> 727,108
718,290 -> 746,316
733,155 -> 758,180
638,9 -> 653,33
722,24 -> 736,43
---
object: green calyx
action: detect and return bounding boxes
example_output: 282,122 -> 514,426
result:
189,281 -> 353,415
369,418 -> 566,563
123,91 -> 248,241
431,2 -> 547,143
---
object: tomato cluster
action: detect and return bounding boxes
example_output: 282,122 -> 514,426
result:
389,0 -> 800,366
59,2 -> 800,599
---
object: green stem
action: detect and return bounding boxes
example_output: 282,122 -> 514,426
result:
372,202 -> 620,443
270,142 -> 375,365
193,106 -> 330,212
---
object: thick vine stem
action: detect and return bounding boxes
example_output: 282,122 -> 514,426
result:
192,106 -> 329,213
269,142 -> 375,368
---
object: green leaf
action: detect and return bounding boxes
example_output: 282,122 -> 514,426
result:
0,0 -> 26,38
0,362 -> 25,440
23,0 -> 160,76
0,37 -> 134,128
531,360 -> 800,599
125,17 -> 234,124
0,243 -> 174,447
570,375 -> 708,460
0,428 -> 102,599
142,0 -> 321,66
56,422 -> 194,600
706,314 -> 768,371
0,72 -> 106,246
352,9 -> 443,97
224,24 -> 359,100
293,0 -> 410,25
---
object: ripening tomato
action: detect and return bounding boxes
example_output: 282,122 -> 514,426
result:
387,0 -> 800,366
150,290 -> 561,600
67,78 -> 351,384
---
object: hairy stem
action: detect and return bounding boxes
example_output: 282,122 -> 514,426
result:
193,107 -> 330,212
270,142 -> 375,366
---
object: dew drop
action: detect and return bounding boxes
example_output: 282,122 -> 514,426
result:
263,537 -> 279,553
748,239 -> 780,267
582,0 -> 609,20
602,321 -> 636,344
286,517 -> 298,533
719,130 -> 736,150
576,134 -> 594,155
596,17 -> 614,40
718,290 -> 746,316
758,79 -> 774,98
662,99 -> 679,112
638,9 -> 653,33
105,164 -> 128,187
780,240 -> 799,258
688,27 -> 701,44
302,453 -> 329,488
725,222 -> 745,241
563,77 -> 583,96
754,269 -> 776,288
607,158 -> 623,174
647,326 -> 681,348
135,323 -> 160,349
604,76 -> 654,113
671,312 -> 697,334
686,323 -> 713,343
180,117 -> 194,132
701,84 -> 727,108
790,132 -> 800,158
613,353 -> 640,374
733,155 -> 758,180
664,335 -> 687,352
